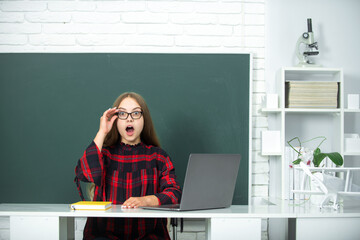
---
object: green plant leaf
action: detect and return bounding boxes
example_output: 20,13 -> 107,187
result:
292,158 -> 302,165
324,152 -> 344,166
313,148 -> 326,167
313,147 -> 321,155
288,138 -> 344,168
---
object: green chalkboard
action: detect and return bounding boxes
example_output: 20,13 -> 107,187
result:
0,53 -> 250,204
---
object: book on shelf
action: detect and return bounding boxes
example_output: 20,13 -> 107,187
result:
286,81 -> 338,87
285,81 -> 339,108
288,92 -> 338,97
287,103 -> 337,108
285,81 -> 339,92
287,88 -> 338,92
70,201 -> 112,211
288,97 -> 338,102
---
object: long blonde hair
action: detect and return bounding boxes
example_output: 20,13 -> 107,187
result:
104,92 -> 161,147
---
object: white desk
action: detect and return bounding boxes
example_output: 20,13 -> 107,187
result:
1,200 -> 360,240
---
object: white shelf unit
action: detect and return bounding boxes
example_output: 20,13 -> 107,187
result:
265,67 -> 354,200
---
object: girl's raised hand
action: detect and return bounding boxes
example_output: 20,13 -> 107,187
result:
94,107 -> 118,151
99,107 -> 119,135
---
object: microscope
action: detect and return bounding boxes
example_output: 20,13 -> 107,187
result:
296,18 -> 320,67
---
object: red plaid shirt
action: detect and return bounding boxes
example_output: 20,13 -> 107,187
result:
75,141 -> 182,240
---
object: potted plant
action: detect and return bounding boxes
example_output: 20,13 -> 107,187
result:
287,136 -> 343,167
287,136 -> 344,207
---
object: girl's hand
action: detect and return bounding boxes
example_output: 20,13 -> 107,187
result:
121,196 -> 159,209
99,107 -> 119,136
94,107 -> 118,151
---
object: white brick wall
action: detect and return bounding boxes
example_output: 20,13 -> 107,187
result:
0,0 -> 268,239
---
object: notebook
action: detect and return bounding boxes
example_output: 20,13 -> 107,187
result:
70,201 -> 112,211
141,154 -> 241,211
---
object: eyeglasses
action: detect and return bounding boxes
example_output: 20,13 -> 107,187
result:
117,111 -> 143,120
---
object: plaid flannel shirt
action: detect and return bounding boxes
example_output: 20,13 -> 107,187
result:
75,141 -> 182,240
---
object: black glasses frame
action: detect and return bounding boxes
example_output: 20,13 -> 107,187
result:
117,111 -> 143,120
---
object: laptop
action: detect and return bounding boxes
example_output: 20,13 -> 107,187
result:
141,154 -> 241,211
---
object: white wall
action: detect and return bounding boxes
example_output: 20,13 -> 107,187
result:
0,1 -> 267,239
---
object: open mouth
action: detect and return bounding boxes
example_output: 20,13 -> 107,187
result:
126,126 -> 134,134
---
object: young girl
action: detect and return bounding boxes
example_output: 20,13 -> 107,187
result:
75,92 -> 182,240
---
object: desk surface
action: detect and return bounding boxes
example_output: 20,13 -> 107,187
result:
1,200 -> 360,219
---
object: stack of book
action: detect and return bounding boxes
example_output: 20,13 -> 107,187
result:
285,81 -> 339,108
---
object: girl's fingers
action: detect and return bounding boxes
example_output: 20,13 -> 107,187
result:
103,107 -> 118,120
104,107 -> 116,115
122,197 -> 141,208
99,108 -> 118,134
